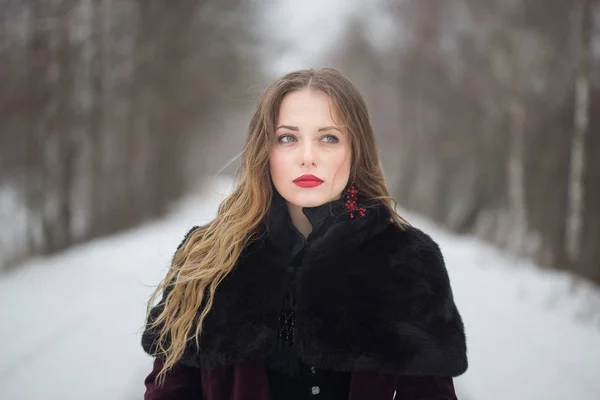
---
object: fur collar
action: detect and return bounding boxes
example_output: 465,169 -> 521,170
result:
142,191 -> 468,377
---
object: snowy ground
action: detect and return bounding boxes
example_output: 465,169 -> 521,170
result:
1,175 -> 600,400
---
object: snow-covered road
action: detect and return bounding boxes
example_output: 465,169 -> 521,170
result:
1,176 -> 599,399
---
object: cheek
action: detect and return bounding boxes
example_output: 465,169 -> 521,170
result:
332,148 -> 351,171
328,149 -> 352,181
269,149 -> 286,179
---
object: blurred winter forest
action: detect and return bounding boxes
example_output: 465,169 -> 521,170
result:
1,0 -> 599,288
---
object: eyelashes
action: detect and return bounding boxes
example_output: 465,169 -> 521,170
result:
276,134 -> 340,144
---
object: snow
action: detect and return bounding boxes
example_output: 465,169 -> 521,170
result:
409,214 -> 600,400
1,174 -> 599,399
0,176 -> 234,400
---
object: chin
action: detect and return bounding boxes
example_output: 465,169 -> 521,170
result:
294,198 -> 326,208
285,188 -> 338,208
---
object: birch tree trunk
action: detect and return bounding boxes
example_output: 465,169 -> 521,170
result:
507,97 -> 528,254
566,0 -> 592,264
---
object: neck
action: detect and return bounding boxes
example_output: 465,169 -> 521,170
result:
266,189 -> 393,262
286,193 -> 343,238
287,204 -> 312,238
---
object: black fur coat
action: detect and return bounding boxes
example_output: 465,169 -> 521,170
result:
141,190 -> 468,378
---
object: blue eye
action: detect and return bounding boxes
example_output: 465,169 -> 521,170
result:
277,135 -> 296,143
321,135 -> 339,143
276,134 -> 339,144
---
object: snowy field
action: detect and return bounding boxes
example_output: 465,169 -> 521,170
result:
1,175 -> 600,400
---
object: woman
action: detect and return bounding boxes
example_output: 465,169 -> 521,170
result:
141,68 -> 468,399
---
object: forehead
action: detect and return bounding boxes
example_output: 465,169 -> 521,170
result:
277,89 -> 341,124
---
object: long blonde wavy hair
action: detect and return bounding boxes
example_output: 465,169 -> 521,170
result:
145,67 -> 409,385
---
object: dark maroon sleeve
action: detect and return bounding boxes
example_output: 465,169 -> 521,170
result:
395,376 -> 458,400
144,357 -> 204,400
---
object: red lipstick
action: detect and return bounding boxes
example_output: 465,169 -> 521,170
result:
293,174 -> 324,188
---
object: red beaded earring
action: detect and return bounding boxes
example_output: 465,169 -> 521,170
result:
345,180 -> 366,219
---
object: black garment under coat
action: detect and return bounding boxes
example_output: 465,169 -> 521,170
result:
264,190 -> 354,399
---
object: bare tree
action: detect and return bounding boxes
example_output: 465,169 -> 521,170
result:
566,0 -> 592,264
0,0 -> 265,271
358,0 -> 600,284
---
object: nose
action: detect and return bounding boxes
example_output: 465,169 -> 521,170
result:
300,140 -> 317,167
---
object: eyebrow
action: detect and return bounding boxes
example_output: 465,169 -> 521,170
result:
276,125 -> 343,133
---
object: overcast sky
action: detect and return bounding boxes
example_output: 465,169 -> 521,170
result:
263,0 -> 397,77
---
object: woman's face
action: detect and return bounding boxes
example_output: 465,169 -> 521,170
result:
269,89 -> 351,208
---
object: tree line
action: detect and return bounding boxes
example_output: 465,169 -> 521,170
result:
328,0 -> 600,285
0,0 -> 263,271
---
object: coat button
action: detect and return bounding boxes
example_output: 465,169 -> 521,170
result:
311,385 -> 320,395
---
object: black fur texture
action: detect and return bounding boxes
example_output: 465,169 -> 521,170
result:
141,193 -> 468,377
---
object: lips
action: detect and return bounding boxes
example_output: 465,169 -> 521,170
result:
293,174 -> 323,183
294,174 -> 324,188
